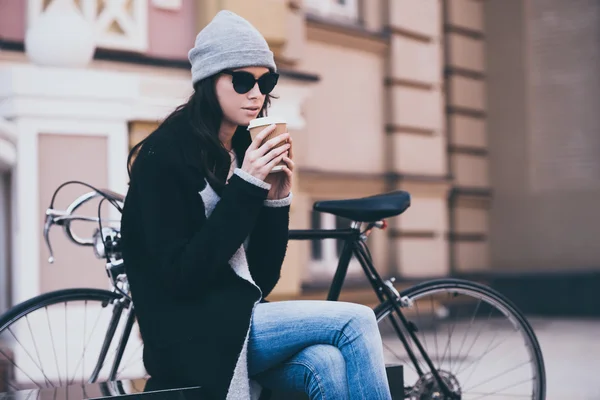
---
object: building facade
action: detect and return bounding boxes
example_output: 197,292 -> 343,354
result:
0,0 -> 599,317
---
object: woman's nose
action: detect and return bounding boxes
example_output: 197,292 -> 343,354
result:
247,82 -> 262,98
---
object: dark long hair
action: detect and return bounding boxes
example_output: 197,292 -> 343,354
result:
127,73 -> 274,192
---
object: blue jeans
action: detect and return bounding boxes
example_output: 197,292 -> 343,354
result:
248,300 -> 392,400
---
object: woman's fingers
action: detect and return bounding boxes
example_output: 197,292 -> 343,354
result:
281,165 -> 293,180
254,133 -> 290,157
287,137 -> 294,160
242,130 -> 294,181
247,124 -> 277,151
282,156 -> 294,172
258,143 -> 290,167
264,150 -> 288,171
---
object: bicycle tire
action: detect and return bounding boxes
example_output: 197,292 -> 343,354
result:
0,288 -> 134,392
374,278 -> 546,400
0,289 -> 122,330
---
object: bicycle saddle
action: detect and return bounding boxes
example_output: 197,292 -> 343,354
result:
313,191 -> 410,222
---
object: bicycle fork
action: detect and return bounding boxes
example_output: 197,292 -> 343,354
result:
381,281 -> 460,400
351,236 -> 459,399
88,298 -> 129,384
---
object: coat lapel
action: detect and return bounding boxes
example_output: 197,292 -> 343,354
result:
198,180 -> 263,400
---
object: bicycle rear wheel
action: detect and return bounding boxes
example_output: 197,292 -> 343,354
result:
374,279 -> 546,400
0,288 -> 146,393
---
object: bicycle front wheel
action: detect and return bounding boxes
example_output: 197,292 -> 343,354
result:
375,279 -> 546,400
0,288 -> 146,393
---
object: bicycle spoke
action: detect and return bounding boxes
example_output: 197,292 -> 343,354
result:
45,306 -> 62,387
453,307 -> 494,378
8,325 -> 52,387
117,341 -> 144,378
469,342 -> 525,376
382,338 -> 419,376
414,301 -> 429,355
431,296 -> 440,368
83,300 -> 87,384
25,316 -> 51,387
452,298 -> 481,377
377,282 -> 544,399
0,350 -> 22,392
468,378 -> 533,399
457,331 -> 511,380
464,361 -> 532,392
381,313 -> 426,375
0,290 -> 130,392
65,302 -> 68,387
0,346 -> 43,389
24,388 -> 34,400
439,292 -> 458,370
392,312 -> 429,374
68,302 -> 106,385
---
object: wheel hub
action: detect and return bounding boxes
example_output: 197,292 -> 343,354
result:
409,370 -> 461,400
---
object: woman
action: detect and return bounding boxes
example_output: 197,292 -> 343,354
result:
120,10 -> 392,400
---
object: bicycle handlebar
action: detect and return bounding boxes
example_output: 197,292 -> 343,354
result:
42,181 -> 389,265
43,181 -> 125,264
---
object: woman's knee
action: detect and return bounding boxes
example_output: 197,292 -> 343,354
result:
341,303 -> 380,338
295,345 -> 348,398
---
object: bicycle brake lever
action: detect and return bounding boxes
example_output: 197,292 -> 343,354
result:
43,213 -> 55,263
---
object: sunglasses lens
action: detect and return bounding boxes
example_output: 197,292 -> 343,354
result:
258,73 -> 279,94
232,72 -> 256,94
230,71 -> 279,94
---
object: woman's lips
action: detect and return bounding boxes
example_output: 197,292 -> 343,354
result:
243,107 -> 260,116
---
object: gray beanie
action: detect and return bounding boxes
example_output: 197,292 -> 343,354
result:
188,10 -> 277,86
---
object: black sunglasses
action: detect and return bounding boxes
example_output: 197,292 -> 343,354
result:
222,70 -> 279,95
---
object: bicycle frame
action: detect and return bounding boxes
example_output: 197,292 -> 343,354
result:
50,190 -> 453,396
289,225 -> 457,398
34,181 -> 542,399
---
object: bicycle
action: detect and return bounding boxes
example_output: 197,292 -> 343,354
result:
0,181 -> 546,399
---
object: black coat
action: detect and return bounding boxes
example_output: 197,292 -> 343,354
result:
120,122 -> 290,399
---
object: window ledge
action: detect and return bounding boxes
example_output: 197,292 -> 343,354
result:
306,14 -> 389,55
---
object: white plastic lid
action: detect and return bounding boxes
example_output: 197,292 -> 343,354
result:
247,116 -> 287,130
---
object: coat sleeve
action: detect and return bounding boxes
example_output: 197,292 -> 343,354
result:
246,198 -> 291,298
130,153 -> 268,294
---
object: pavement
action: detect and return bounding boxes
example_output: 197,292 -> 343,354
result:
380,317 -> 600,400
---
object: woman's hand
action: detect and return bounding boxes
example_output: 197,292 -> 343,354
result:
241,124 -> 291,182
264,136 -> 294,200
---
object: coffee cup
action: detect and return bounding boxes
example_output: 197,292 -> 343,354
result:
247,116 -> 288,173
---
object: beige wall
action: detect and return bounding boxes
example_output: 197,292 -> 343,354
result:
17,0 -> 597,306
445,0 -> 490,273
147,0 -> 197,60
38,134 -> 109,293
297,41 -> 386,174
487,0 -> 600,272
451,116 -> 486,148
361,0 -> 385,32
393,190 -> 449,277
448,0 -> 484,31
389,0 -> 440,38
386,0 -> 449,278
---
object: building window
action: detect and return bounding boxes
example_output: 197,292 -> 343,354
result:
28,0 -> 149,52
310,210 -> 363,279
304,0 -> 359,23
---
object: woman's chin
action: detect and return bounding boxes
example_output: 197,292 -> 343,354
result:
238,116 -> 256,126
242,109 -> 261,122
227,111 -> 261,127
